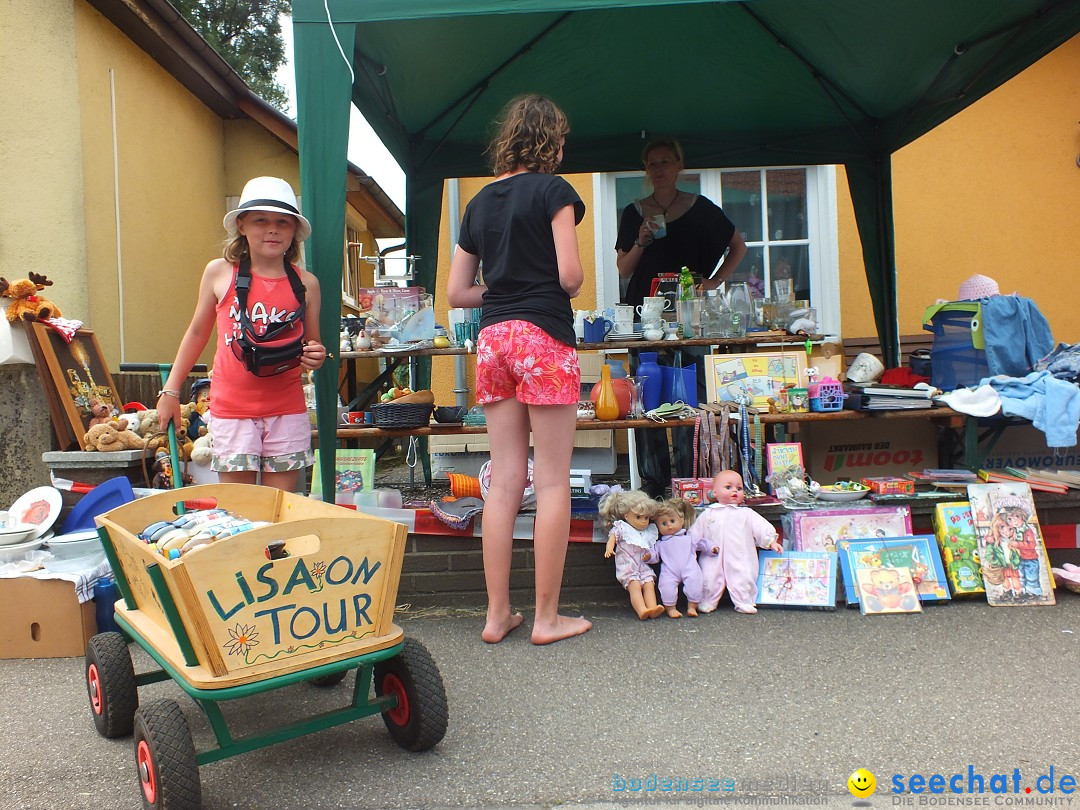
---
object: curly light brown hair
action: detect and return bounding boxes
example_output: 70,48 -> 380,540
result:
488,94 -> 569,176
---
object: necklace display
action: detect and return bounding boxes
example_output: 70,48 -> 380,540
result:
651,191 -> 680,215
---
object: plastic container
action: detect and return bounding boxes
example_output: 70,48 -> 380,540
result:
808,376 -> 846,411
660,363 -> 698,408
925,305 -> 989,391
94,576 -> 121,635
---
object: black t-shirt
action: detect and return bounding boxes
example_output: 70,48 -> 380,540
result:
615,196 -> 736,309
458,172 -> 585,347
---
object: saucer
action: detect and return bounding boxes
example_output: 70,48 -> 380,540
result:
605,331 -> 642,341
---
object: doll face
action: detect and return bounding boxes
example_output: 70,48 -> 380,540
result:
655,510 -> 684,537
624,508 -> 653,531
712,472 -> 744,505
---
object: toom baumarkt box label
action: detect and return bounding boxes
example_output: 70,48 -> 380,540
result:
978,423 -> 1080,472
805,419 -> 937,484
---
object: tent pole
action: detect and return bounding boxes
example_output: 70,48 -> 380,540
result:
295,14 -> 356,501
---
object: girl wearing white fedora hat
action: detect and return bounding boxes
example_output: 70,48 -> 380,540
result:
156,176 -> 326,492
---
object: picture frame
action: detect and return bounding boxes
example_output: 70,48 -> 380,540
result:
26,323 -> 124,450
784,505 -> 912,553
310,449 -> 376,502
965,482 -> 1056,607
756,551 -> 837,609
704,350 -> 806,408
838,535 -> 951,606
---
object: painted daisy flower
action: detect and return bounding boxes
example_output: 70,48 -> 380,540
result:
223,623 -> 260,657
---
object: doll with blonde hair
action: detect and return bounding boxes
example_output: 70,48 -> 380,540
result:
688,469 -> 782,614
599,490 -> 665,620
651,498 -> 717,618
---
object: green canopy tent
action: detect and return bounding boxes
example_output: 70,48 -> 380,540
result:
292,0 -> 1080,499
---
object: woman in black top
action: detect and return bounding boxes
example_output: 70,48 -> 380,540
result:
615,139 -> 747,497
615,139 -> 746,307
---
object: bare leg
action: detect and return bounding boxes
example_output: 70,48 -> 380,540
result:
260,469 -> 300,492
217,470 -> 259,485
642,581 -> 664,618
527,402 -> 591,645
628,582 -> 650,619
478,398 -> 528,643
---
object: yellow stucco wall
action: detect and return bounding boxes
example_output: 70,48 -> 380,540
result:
1,0 -> 89,309
839,35 -> 1080,344
429,174 -> 597,406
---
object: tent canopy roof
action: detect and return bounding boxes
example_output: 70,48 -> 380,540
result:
297,0 -> 1080,178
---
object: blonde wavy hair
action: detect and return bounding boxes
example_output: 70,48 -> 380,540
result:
223,212 -> 303,265
488,94 -> 569,176
598,489 -> 659,530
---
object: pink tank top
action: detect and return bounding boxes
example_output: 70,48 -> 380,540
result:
209,264 -> 306,419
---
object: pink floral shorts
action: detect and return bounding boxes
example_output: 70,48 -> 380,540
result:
475,320 -> 580,406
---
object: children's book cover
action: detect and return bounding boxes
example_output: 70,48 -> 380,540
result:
756,551 -> 837,609
932,501 -> 985,595
310,449 -> 376,501
788,506 -> 912,553
854,565 -> 923,615
765,443 -> 804,493
965,483 -> 1056,607
838,535 -> 950,606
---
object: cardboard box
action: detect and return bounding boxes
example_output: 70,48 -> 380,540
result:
861,476 -> 915,495
672,478 -> 703,505
803,418 -> 938,484
0,577 -> 97,658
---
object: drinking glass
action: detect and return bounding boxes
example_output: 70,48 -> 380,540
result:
627,376 -> 646,418
725,282 -> 753,338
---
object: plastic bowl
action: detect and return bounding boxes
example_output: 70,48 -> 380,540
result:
433,405 -> 467,423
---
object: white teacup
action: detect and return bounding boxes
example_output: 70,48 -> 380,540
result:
614,304 -> 634,322
637,296 -> 673,317
613,317 -> 634,334
642,328 -> 664,341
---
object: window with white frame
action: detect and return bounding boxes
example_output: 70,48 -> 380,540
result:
593,165 -> 840,334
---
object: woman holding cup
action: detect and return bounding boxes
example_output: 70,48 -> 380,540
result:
615,138 -> 747,310
615,139 -> 747,497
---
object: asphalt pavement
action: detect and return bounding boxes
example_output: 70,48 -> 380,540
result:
3,597 -> 1079,810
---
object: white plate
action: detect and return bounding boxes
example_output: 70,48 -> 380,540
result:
0,525 -> 36,547
814,487 -> 870,502
0,536 -> 44,563
605,332 -> 643,341
9,486 -> 62,540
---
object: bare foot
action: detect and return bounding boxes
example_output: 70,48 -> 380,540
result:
531,614 -> 592,645
734,605 -> 758,614
666,607 -> 682,618
482,612 -> 524,643
686,606 -> 699,617
644,605 -> 665,619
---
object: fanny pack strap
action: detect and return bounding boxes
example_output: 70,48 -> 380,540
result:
234,256 -> 307,343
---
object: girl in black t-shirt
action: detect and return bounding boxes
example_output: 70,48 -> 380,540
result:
448,95 -> 592,646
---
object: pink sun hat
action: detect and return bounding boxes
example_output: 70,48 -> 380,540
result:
957,274 -> 1000,301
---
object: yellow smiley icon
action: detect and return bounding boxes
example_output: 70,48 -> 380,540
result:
848,768 -> 876,798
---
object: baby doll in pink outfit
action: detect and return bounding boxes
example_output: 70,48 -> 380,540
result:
600,489 -> 665,620
651,498 -> 718,618
688,469 -> 782,614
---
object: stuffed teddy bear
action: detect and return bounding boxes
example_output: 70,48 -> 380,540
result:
191,432 -> 213,466
87,400 -> 111,428
84,422 -> 146,452
114,413 -> 141,434
138,409 -> 161,438
0,272 -> 62,322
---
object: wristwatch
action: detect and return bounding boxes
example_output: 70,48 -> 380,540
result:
633,240 -> 645,249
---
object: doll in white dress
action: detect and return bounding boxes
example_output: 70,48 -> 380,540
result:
599,490 -> 665,619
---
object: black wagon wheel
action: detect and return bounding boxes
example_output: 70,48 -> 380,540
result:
308,669 -> 349,687
133,699 -> 201,810
373,638 -> 448,752
86,632 -> 138,738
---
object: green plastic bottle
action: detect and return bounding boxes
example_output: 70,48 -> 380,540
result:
678,266 -> 695,300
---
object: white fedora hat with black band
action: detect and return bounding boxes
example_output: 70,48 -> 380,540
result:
223,176 -> 312,242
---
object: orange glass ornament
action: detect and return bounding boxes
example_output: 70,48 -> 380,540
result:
594,363 -> 620,421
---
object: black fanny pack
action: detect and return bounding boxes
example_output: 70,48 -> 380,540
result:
230,258 -> 307,377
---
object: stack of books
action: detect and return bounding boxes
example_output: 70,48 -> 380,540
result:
845,382 -> 936,411
977,468 -> 1071,494
905,468 -> 979,490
